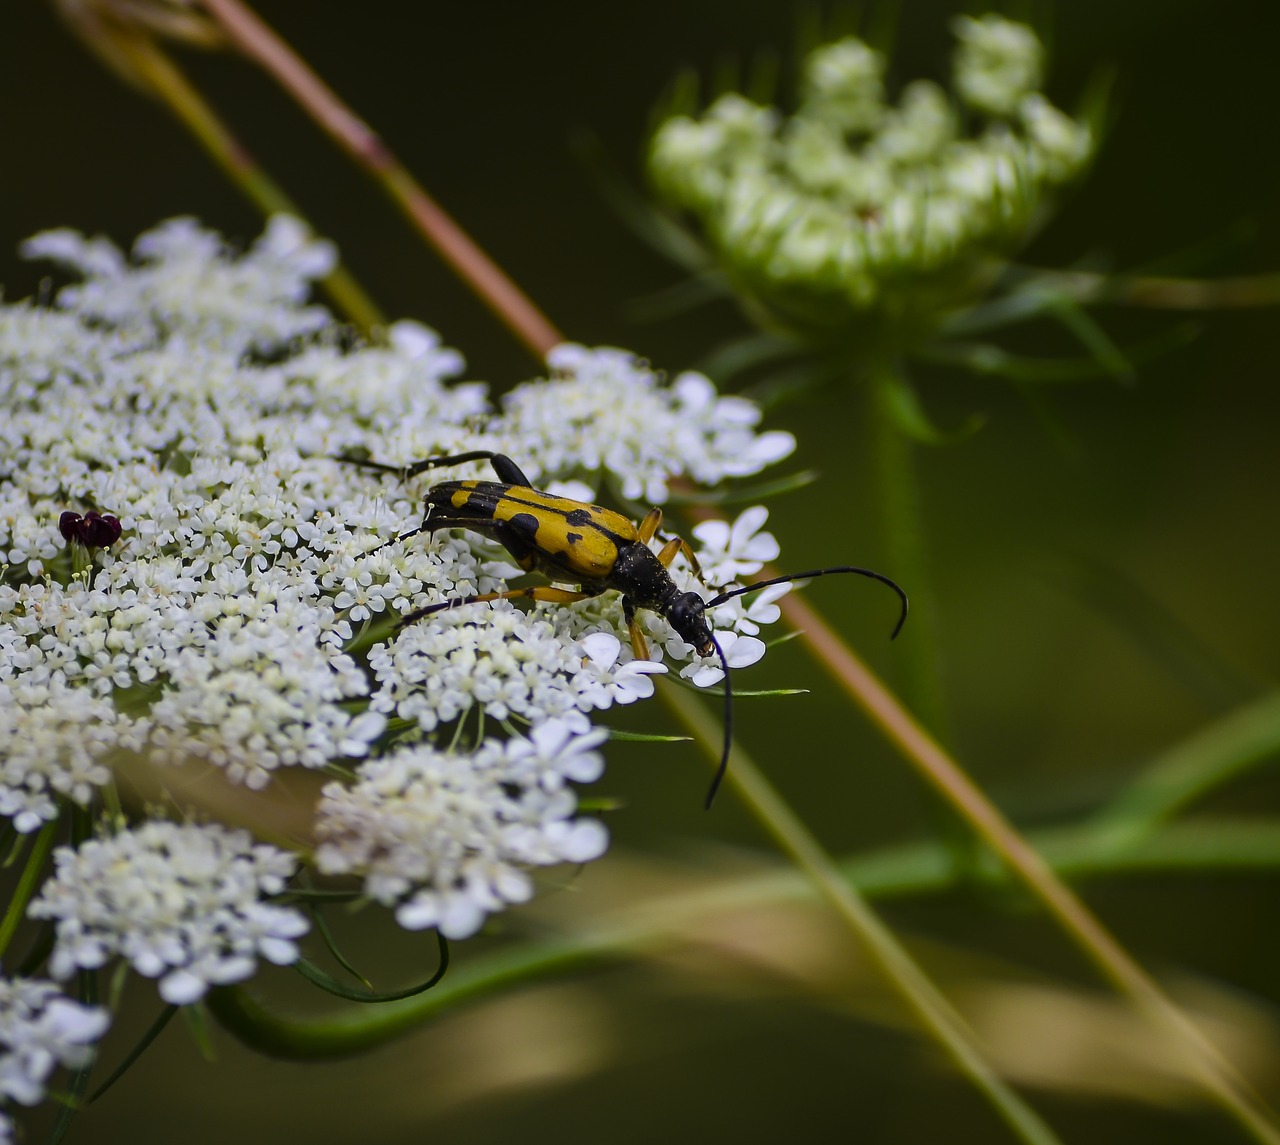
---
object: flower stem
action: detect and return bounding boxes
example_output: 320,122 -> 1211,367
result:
776,590 -> 1280,1143
1037,268 -> 1280,310
205,811 -> 1280,1054
197,0 -> 563,360
660,684 -> 1061,1145
114,33 -> 384,334
0,818 -> 57,962
865,356 -> 950,740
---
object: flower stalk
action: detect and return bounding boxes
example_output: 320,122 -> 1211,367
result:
197,0 -> 562,358
660,682 -> 1062,1145
775,589 -> 1280,1143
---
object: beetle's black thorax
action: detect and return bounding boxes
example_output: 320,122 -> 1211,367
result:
608,542 -> 715,656
606,541 -> 682,611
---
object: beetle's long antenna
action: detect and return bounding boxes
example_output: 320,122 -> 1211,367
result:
706,566 -> 909,640
704,633 -> 734,810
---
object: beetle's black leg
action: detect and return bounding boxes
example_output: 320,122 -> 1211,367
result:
401,585 -> 596,628
337,450 -> 535,487
400,451 -> 534,487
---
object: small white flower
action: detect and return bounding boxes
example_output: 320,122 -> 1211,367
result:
682,631 -> 767,687
691,505 -> 780,583
577,632 -> 667,708
499,718 -> 609,790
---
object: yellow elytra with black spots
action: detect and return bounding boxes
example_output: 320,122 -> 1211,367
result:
430,480 -> 639,586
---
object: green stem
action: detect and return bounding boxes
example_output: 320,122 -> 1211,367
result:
205,814 -> 1280,1056
1091,691 -> 1280,849
774,592 -> 1280,1144
866,357 -> 950,740
0,818 -> 58,962
661,684 -> 1061,1145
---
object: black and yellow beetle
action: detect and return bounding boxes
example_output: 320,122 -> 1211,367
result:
341,450 -> 907,807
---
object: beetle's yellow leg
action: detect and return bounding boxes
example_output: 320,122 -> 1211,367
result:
401,586 -> 594,627
655,535 -> 705,582
622,598 -> 652,661
637,507 -> 663,544
642,506 -> 706,582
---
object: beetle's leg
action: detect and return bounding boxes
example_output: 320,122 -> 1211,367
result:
337,450 -> 535,488
622,597 -> 651,661
637,507 -> 663,544
401,451 -> 533,487
639,507 -> 707,582
655,535 -> 705,582
400,585 -> 595,627
335,454 -> 409,477
358,502 -> 443,556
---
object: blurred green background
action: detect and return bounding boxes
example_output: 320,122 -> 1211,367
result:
2,2 -> 1278,1142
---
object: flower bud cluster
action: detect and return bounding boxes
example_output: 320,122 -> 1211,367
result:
649,16 -> 1093,334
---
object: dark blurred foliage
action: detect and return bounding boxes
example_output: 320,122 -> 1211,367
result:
1,3 -> 1278,1143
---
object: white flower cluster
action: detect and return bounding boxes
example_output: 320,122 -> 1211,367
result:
0,975 -> 109,1142
0,217 -> 797,993
502,344 -> 795,503
649,16 -> 1093,327
20,215 -> 336,356
29,822 -> 308,1005
315,721 -> 610,939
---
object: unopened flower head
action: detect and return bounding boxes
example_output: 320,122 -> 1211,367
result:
649,16 -> 1094,337
0,216 -> 795,976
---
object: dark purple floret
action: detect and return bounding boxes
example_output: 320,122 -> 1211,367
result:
58,511 -> 82,543
81,512 -> 122,547
59,510 -> 123,549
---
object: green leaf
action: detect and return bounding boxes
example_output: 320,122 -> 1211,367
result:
277,887 -> 364,904
766,629 -> 805,650
883,371 -> 985,445
938,282 -> 1070,337
1044,294 -> 1134,383
607,730 -> 693,743
682,682 -> 809,699
571,129 -> 710,273
697,331 -> 805,383
625,273 -> 730,323
309,904 -> 373,992
183,1002 -> 217,1062
918,324 -> 1198,385
1092,692 -> 1280,847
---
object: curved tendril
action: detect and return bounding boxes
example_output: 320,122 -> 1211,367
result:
706,565 -> 909,640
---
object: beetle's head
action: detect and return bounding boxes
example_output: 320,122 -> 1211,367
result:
667,591 -> 714,657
